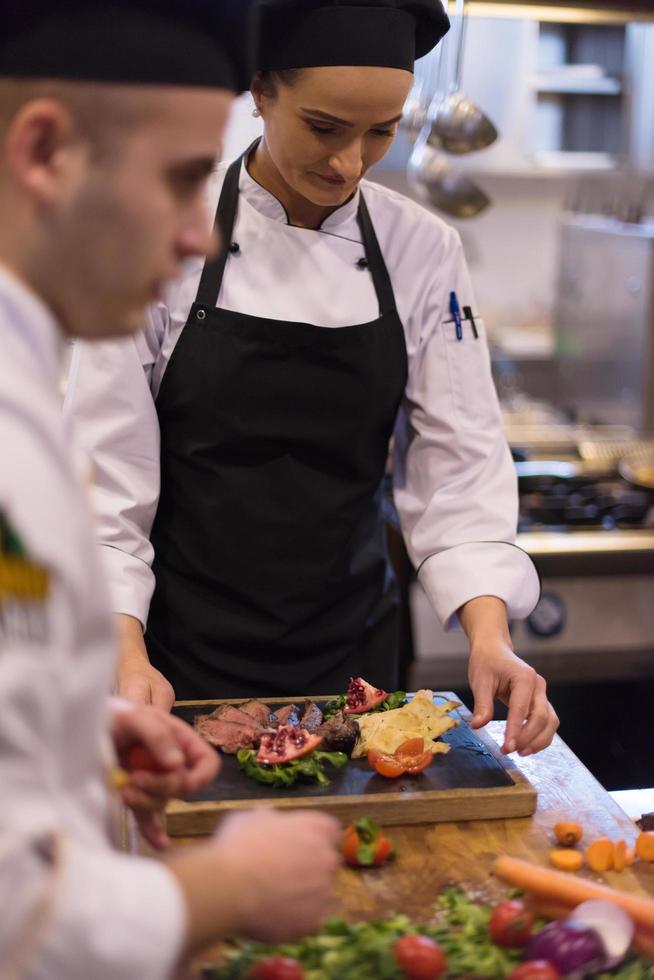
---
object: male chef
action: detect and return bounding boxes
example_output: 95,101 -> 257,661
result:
0,3 -> 339,978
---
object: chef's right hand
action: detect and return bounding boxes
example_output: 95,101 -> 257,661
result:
115,613 -> 176,711
214,809 -> 340,942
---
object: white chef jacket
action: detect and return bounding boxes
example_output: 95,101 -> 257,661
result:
0,266 -> 185,980
66,157 -> 539,632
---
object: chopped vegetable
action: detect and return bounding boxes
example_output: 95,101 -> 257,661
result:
613,840 -> 630,873
494,855 -> 654,935
367,749 -> 408,778
393,934 -> 446,978
508,962 -> 561,980
586,838 -> 614,873
247,956 -> 304,979
570,900 -> 634,969
554,822 -> 584,847
636,832 -> 654,863
236,747 -> 347,789
549,849 -> 584,872
488,900 -> 534,948
525,919 -> 606,976
368,737 -> 433,779
341,818 -> 395,868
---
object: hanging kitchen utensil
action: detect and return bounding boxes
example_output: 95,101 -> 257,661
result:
426,0 -> 498,155
408,128 -> 490,218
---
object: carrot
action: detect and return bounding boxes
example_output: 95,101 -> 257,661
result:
494,855 -> 654,934
613,840 -> 628,873
549,849 -> 584,872
636,832 -> 654,862
554,821 -> 583,847
586,838 -> 614,873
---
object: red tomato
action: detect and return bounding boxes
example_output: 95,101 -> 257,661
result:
123,744 -> 164,773
402,750 -> 433,774
393,934 -> 446,979
341,826 -> 393,867
508,961 -> 561,980
367,749 -> 406,778
395,737 -> 426,758
489,900 -> 535,948
247,955 -> 305,980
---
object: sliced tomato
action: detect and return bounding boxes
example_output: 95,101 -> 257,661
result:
395,737 -> 426,758
393,934 -> 446,979
367,749 -> 407,778
341,820 -> 394,867
489,900 -> 534,948
402,750 -> 433,775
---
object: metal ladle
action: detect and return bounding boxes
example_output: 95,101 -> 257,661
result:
426,0 -> 498,155
408,129 -> 490,218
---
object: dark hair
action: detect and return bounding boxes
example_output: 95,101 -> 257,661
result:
253,68 -> 302,99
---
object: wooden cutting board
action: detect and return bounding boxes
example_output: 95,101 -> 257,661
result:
167,693 -> 536,836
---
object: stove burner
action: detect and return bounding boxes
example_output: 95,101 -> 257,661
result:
519,477 -> 653,531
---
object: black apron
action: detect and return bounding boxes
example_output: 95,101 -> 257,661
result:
146,154 -> 408,699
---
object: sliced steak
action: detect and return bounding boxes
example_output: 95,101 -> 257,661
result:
301,701 -> 323,733
315,710 -> 358,754
194,705 -> 262,754
274,703 -> 302,727
239,699 -> 273,727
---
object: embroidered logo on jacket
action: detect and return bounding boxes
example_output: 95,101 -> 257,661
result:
0,511 -> 49,643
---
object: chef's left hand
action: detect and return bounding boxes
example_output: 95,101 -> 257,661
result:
459,596 -> 559,757
109,699 -> 220,849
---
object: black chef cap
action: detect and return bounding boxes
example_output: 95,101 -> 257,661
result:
0,1 -> 256,92
256,0 -> 449,73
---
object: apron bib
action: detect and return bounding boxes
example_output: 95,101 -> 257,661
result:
146,154 -> 408,698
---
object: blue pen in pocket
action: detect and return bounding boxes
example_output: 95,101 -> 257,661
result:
449,290 -> 463,341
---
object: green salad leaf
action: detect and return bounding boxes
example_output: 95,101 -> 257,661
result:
236,748 -> 348,789
322,690 -> 407,721
207,888 -> 654,979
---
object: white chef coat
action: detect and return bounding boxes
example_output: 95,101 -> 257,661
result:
0,266 -> 185,980
66,157 -> 539,632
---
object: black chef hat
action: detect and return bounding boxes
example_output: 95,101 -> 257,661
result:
256,0 -> 449,74
0,1 -> 256,92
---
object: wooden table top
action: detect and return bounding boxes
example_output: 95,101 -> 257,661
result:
167,723 -> 653,973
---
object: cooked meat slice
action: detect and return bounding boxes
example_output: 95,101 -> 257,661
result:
194,705 -> 263,754
274,704 -> 302,727
239,699 -> 273,727
301,701 -> 323,733
315,710 -> 358,754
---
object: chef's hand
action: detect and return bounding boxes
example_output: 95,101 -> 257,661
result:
115,613 -> 176,711
109,699 -> 220,849
459,596 -> 559,757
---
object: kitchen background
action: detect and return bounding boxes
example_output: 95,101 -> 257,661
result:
224,1 -> 654,792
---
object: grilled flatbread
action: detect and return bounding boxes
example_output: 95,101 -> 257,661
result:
352,690 -> 460,759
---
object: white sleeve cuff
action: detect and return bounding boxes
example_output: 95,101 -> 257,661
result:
99,544 -> 155,628
32,843 -> 186,980
418,542 -> 541,630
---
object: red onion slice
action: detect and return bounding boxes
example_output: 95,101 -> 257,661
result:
570,900 -> 635,969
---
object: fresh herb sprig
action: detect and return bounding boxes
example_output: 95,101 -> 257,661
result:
236,748 -> 348,789
322,690 -> 407,721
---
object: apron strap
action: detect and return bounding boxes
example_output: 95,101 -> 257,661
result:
356,192 -> 398,319
195,152 -> 243,309
195,146 -> 399,319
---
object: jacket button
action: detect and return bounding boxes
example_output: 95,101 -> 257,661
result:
196,309 -> 207,321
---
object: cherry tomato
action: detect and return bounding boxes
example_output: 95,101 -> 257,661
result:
508,961 -> 561,980
489,900 -> 535,948
402,750 -> 433,774
247,955 -> 305,980
123,744 -> 165,773
395,737 -> 426,758
393,934 -> 446,979
367,749 -> 406,778
341,826 -> 393,867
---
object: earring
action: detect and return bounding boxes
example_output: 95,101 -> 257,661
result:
252,107 -> 262,118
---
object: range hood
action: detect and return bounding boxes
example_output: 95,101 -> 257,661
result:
467,0 -> 654,23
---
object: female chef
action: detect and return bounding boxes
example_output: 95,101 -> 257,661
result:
68,0 -> 559,757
